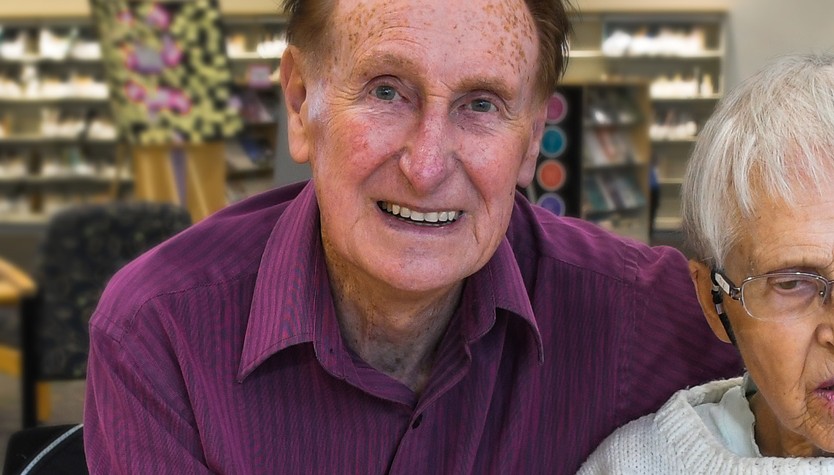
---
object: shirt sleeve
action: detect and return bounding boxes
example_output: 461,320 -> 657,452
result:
84,310 -> 214,475
614,245 -> 743,426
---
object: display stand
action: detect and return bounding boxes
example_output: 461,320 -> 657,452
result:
132,142 -> 227,222
90,0 -> 242,223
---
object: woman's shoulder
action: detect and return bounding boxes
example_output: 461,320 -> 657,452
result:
577,410 -> 672,474
578,379 -> 744,474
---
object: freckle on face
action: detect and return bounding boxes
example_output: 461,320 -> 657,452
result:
334,0 -> 536,81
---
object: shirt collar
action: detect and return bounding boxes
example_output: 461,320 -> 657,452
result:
237,184 -> 544,380
238,182 -> 325,381
461,238 -> 544,363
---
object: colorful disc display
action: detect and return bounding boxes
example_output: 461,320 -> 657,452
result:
546,92 -> 568,124
536,159 -> 567,192
536,193 -> 566,216
540,126 -> 567,158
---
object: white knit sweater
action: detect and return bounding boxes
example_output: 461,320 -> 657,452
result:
578,378 -> 834,474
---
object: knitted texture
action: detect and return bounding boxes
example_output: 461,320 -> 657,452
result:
578,378 -> 834,474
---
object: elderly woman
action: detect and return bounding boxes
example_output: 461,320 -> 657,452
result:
580,52 -> 834,473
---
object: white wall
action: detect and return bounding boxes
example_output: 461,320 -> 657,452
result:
724,0 -> 834,87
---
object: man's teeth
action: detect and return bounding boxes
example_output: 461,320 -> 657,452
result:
381,202 -> 459,224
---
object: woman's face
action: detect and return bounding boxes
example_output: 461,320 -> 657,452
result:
713,184 -> 834,456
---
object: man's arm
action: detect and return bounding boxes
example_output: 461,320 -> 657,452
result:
616,245 -> 743,425
84,314 -> 213,474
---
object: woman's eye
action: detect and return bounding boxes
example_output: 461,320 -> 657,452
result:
372,85 -> 400,101
774,280 -> 801,291
468,99 -> 497,113
768,276 -> 817,294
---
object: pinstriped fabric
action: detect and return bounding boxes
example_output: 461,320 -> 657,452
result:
84,181 -> 742,474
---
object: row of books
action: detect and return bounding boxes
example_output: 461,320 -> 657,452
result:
583,129 -> 638,166
583,173 -> 646,213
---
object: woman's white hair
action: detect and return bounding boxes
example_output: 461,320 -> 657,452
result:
682,52 -> 834,268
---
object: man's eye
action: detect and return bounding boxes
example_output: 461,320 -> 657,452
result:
468,99 -> 497,113
372,85 -> 399,101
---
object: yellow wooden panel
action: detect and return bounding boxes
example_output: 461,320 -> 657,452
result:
0,345 -> 20,377
132,142 -> 227,223
37,382 -> 52,422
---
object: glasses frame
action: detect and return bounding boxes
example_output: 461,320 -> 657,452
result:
711,269 -> 834,322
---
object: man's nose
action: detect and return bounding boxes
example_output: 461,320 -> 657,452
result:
399,107 -> 455,193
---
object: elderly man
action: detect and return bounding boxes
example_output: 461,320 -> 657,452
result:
84,0 -> 741,473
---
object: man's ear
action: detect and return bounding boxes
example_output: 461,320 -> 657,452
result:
688,259 -> 732,343
517,103 -> 547,187
280,45 -> 311,164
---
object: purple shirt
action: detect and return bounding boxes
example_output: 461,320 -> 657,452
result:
84,181 -> 742,474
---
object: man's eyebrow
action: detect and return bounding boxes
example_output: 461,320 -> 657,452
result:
456,76 -> 514,100
353,52 -> 421,78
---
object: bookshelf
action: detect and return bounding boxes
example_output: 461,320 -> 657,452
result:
526,81 -> 652,243
566,10 -> 727,234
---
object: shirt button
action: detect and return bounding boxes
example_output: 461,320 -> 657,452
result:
411,414 -> 423,429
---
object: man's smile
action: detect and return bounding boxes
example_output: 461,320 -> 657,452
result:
377,201 -> 462,226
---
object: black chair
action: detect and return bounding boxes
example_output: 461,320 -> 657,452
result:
3,424 -> 86,475
18,201 -> 191,427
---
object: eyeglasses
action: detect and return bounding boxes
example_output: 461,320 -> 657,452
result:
712,269 -> 834,322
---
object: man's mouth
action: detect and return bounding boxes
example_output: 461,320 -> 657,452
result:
818,381 -> 834,392
378,201 -> 461,226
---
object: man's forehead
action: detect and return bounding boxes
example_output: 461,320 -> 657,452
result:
330,0 -> 538,72
332,0 -> 535,39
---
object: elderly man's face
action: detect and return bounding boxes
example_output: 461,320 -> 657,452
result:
715,182 -> 834,456
284,0 -> 546,295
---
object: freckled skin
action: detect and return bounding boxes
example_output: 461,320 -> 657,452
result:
281,0 -> 547,389
295,0 -> 543,295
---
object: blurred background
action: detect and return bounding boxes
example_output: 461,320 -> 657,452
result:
0,0 -> 832,464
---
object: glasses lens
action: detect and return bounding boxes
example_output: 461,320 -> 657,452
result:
741,273 -> 826,321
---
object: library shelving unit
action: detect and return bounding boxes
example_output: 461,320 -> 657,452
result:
0,19 -> 127,224
0,7 -> 290,225
222,14 -> 287,203
526,80 -> 652,243
578,81 -> 651,243
565,10 -> 727,235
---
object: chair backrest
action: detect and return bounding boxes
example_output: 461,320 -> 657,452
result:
32,201 -> 191,380
3,424 -> 86,475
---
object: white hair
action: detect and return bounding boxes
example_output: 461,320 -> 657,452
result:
682,52 -> 834,267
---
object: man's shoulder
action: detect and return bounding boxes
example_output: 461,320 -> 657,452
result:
508,194 -> 686,282
92,183 -> 308,333
125,183 -> 302,287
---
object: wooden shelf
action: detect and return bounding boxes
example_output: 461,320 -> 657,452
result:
0,96 -> 109,104
651,137 -> 697,143
650,94 -> 722,102
654,216 -> 683,232
0,136 -> 116,145
658,178 -> 684,186
228,52 -> 281,61
0,175 -> 131,185
604,51 -> 723,60
0,55 -> 101,64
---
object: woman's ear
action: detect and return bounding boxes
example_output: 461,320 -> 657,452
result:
280,45 -> 311,164
688,259 -> 733,344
